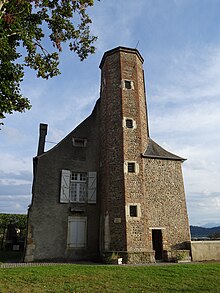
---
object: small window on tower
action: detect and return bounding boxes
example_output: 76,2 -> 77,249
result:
125,80 -> 132,89
129,205 -> 137,217
126,119 -> 133,129
128,162 -> 135,173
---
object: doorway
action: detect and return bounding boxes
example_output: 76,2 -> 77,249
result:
152,229 -> 163,260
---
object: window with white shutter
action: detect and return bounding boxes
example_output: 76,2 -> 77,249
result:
60,170 -> 97,204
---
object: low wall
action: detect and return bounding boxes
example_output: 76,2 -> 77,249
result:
191,241 -> 220,261
102,251 -> 155,264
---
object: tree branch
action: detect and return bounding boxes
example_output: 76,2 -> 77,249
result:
0,0 -> 8,19
33,38 -> 50,56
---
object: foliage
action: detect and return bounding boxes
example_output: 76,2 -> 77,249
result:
0,213 -> 27,249
0,263 -> 220,292
103,251 -> 120,264
0,0 -> 98,123
0,213 -> 27,231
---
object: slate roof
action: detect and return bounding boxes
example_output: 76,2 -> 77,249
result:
142,138 -> 186,161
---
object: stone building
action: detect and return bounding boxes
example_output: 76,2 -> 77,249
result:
25,46 -> 191,263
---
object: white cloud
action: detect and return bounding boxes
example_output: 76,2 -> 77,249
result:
150,47 -> 220,103
0,154 -> 32,174
0,195 -> 31,214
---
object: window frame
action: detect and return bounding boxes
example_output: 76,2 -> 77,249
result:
122,117 -> 137,129
125,80 -> 132,89
126,203 -> 141,221
128,162 -> 135,173
122,79 -> 134,90
70,172 -> 87,203
124,161 -> 139,174
126,119 -> 133,128
129,205 -> 138,217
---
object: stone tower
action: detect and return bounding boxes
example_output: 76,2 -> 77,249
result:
99,47 -> 190,263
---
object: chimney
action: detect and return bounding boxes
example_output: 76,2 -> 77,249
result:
37,123 -> 48,156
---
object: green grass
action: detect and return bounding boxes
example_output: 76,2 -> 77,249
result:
0,263 -> 220,292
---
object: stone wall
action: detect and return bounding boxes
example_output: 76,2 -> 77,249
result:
25,104 -> 101,262
103,250 -> 155,264
143,158 -> 191,251
191,241 -> 220,261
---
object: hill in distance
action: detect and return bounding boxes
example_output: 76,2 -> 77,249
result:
190,225 -> 220,238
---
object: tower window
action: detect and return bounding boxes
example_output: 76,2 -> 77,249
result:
126,119 -> 133,128
124,161 -> 139,174
129,205 -> 138,217
126,203 -> 141,220
122,79 -> 134,90
123,117 -> 137,129
128,162 -> 135,173
125,80 -> 132,89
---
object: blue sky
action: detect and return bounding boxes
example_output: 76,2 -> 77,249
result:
1,0 -> 220,227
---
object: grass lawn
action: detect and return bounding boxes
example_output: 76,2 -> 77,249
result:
0,262 -> 220,292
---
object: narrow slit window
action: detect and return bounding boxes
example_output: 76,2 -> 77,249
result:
130,205 -> 137,217
128,162 -> 135,173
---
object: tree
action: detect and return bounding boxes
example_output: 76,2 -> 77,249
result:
0,0 -> 98,123
0,213 -> 27,249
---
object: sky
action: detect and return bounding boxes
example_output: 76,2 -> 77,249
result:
1,0 -> 220,227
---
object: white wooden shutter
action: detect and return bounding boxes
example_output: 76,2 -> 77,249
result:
68,217 -> 87,248
88,172 -> 97,204
60,169 -> 70,203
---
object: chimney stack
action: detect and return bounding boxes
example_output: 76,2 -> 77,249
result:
37,123 -> 48,156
